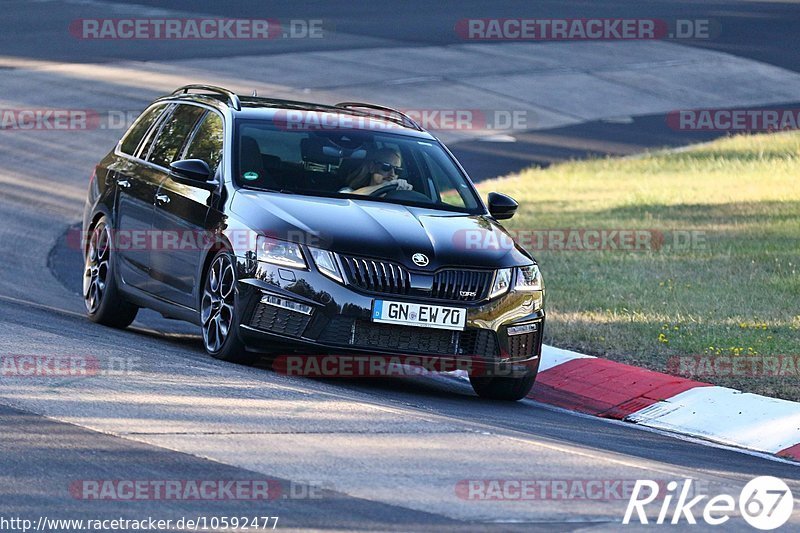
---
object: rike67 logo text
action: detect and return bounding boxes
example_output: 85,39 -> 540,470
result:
624,477 -> 794,530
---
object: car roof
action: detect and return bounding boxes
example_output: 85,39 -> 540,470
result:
153,86 -> 437,140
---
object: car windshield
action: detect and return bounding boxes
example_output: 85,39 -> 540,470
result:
234,118 -> 484,214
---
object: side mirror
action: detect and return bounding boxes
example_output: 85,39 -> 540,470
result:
488,192 -> 518,220
169,159 -> 217,190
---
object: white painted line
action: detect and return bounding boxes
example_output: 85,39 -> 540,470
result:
539,344 -> 594,372
478,134 -> 517,142
530,397 -> 800,467
628,387 -> 800,454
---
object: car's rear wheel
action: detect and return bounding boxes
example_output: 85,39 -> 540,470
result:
469,368 -> 537,401
201,250 -> 257,364
83,216 -> 138,328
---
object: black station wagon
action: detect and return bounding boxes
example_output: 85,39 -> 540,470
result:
82,85 -> 545,400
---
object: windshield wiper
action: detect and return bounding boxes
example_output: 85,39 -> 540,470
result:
249,187 -> 295,194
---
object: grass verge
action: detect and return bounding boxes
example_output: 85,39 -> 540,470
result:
477,131 -> 800,401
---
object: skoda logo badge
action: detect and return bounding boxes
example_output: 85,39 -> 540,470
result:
412,253 -> 429,267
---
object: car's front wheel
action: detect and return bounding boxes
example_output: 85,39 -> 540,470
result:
83,216 -> 138,328
469,367 -> 537,401
201,250 -> 258,364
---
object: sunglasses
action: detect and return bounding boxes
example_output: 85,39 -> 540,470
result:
374,161 -> 403,174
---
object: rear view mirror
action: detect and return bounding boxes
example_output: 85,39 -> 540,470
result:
169,159 -> 217,190
488,192 -> 518,220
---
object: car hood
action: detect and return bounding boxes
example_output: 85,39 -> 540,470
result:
230,190 -> 532,270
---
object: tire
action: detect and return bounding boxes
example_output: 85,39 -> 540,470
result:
201,250 -> 258,364
83,216 -> 139,328
469,368 -> 537,401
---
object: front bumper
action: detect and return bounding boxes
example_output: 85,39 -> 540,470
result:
235,259 -> 545,368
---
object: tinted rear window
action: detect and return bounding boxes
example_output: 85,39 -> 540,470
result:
119,104 -> 166,156
183,111 -> 224,175
147,104 -> 205,168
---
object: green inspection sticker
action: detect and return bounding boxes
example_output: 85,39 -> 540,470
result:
243,171 -> 259,181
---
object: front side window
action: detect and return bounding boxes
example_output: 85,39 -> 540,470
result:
147,104 -> 205,168
183,112 -> 224,175
119,104 -> 167,156
233,119 -> 484,214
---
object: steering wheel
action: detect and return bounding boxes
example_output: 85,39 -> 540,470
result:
369,181 -> 400,197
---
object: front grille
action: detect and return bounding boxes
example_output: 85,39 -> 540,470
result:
249,303 -> 312,337
462,328 -> 502,357
431,269 -> 493,302
354,321 -> 456,355
339,255 -> 409,295
339,254 -> 494,303
317,317 -> 500,357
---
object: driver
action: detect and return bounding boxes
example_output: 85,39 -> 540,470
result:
339,148 -> 413,195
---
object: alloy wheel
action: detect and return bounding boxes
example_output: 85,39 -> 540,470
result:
83,222 -> 111,314
201,254 -> 236,353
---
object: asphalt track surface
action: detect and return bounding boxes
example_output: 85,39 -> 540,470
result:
1,1 -> 799,531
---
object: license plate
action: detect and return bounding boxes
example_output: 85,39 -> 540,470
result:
372,300 -> 466,331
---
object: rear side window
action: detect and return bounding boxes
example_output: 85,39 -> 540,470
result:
183,112 -> 224,175
119,104 -> 166,156
147,104 -> 205,168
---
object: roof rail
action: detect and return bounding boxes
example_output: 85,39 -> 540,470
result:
335,102 -> 423,131
172,85 -> 241,111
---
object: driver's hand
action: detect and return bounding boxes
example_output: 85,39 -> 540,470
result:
394,178 -> 412,191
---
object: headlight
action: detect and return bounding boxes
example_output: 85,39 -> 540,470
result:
309,247 -> 343,282
515,264 -> 543,291
490,268 -> 512,299
256,236 -> 306,268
